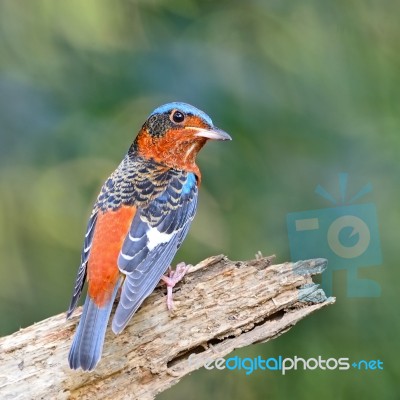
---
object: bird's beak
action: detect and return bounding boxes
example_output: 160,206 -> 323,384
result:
192,127 -> 232,141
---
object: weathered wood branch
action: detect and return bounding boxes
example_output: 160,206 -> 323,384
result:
0,255 -> 335,400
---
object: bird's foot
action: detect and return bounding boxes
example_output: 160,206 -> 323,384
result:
161,262 -> 191,311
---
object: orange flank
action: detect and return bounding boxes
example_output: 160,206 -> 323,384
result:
87,205 -> 136,307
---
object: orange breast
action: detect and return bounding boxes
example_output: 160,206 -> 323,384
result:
88,205 -> 136,307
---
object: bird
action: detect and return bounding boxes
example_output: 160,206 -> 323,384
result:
67,102 -> 231,371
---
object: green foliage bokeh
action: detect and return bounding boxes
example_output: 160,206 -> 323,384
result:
0,1 -> 398,399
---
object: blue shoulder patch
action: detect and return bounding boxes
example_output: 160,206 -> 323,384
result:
182,173 -> 196,194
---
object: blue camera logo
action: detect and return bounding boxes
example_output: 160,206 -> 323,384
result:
287,174 -> 382,297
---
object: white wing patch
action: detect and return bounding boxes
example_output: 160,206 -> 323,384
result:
146,226 -> 173,251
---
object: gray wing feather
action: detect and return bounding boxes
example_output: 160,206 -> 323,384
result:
112,174 -> 197,333
67,212 -> 98,318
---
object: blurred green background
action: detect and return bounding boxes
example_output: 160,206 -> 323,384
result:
0,0 -> 398,399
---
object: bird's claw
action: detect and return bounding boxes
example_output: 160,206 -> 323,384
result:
161,262 -> 191,311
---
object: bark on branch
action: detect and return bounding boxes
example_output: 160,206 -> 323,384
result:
0,255 -> 335,400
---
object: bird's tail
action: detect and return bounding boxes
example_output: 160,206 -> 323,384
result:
68,278 -> 122,371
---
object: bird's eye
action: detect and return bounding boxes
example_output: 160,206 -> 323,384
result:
171,110 -> 185,123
